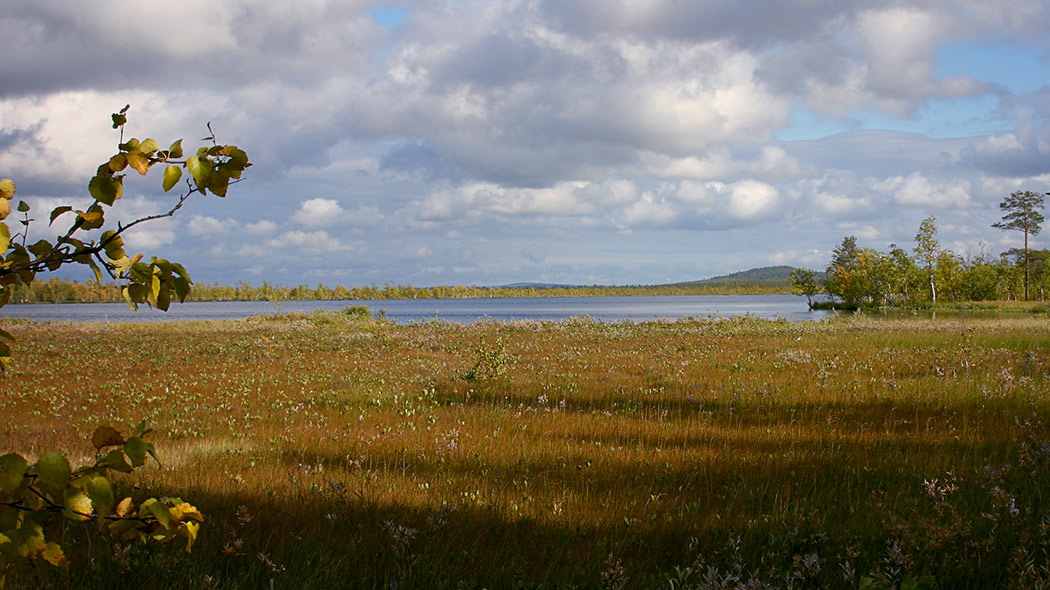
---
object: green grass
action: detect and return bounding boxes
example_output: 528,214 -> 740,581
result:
2,313 -> 1049,588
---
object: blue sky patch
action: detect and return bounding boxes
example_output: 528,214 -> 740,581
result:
371,6 -> 408,29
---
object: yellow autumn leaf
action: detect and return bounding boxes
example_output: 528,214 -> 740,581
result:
42,542 -> 67,567
115,497 -> 134,518
169,502 -> 204,523
178,521 -> 200,553
63,488 -> 93,522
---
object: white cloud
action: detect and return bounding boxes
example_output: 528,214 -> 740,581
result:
187,215 -> 238,237
664,179 -> 780,224
122,227 -> 176,251
291,198 -> 385,230
856,8 -> 944,109
727,180 -> 779,221
266,230 -> 352,254
813,191 -> 865,215
411,181 -> 620,222
872,172 -> 974,209
293,198 -> 347,228
770,248 -> 826,268
245,220 -> 279,235
620,192 -> 676,227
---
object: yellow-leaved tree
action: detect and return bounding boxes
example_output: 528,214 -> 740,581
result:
0,107 -> 250,585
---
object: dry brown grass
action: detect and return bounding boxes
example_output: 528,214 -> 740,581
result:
1,312 -> 1049,588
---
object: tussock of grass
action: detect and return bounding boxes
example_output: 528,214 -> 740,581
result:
1,313 -> 1049,588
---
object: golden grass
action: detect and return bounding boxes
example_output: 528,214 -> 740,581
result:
1,312 -> 1049,588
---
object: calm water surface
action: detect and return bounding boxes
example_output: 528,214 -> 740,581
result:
0,294 -> 832,324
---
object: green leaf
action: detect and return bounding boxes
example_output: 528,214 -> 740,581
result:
124,437 -> 147,467
100,229 -> 121,247
162,165 -> 182,192
156,284 -> 171,311
168,139 -> 184,159
143,498 -> 172,529
109,516 -> 143,541
103,449 -> 132,473
49,206 -> 73,226
135,420 -> 150,436
174,276 -> 191,303
111,113 -> 127,128
122,286 -> 138,311
88,175 -> 122,206
0,222 -> 10,252
224,146 -> 249,167
108,153 -> 128,172
0,178 -> 14,200
144,441 -> 159,466
0,453 -> 27,495
28,240 -> 52,260
139,138 -> 159,155
101,230 -> 125,259
16,200 -> 30,213
210,174 -> 230,198
0,328 -> 14,344
35,452 -> 71,492
151,257 -> 172,275
128,261 -> 153,282
85,475 -> 115,519
186,156 -> 213,192
123,284 -> 148,309
171,262 -> 191,281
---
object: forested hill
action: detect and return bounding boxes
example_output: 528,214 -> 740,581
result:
666,266 -> 795,288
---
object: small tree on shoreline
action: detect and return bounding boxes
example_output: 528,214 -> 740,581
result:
789,267 -> 820,309
914,216 -> 940,305
993,190 -> 1045,301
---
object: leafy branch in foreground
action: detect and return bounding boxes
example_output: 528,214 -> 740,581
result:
0,105 -> 251,369
0,423 -> 203,587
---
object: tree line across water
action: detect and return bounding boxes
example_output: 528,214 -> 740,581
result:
791,190 -> 1048,308
6,276 -> 792,305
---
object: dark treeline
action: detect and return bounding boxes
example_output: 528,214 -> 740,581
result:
7,278 -> 791,305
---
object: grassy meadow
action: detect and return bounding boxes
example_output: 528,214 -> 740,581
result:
2,310 -> 1050,588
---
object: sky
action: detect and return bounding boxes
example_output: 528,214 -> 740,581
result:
2,1 -> 1050,288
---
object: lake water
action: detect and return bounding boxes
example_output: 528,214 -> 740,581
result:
0,294 -> 832,324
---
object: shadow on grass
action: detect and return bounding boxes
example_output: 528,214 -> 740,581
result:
26,416 -> 1050,590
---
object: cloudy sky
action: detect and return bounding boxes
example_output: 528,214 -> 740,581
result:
2,1 -> 1050,287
